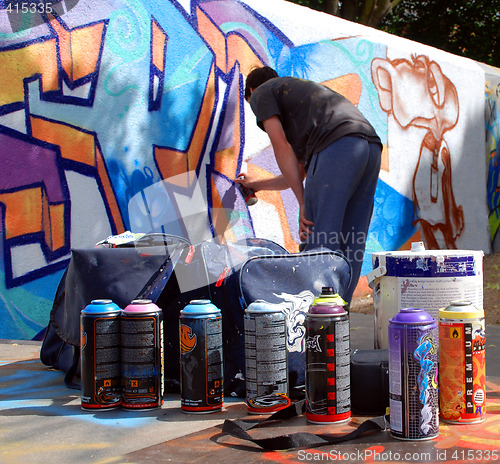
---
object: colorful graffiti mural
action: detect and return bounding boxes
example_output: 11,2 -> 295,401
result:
0,0 -> 496,340
486,77 -> 500,252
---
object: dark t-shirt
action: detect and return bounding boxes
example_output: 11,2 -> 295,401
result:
249,76 -> 381,168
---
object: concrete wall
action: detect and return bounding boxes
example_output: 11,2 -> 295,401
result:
0,0 -> 498,340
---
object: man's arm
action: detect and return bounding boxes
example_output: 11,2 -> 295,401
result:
236,173 -> 290,191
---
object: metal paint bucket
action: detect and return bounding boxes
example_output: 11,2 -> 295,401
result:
368,242 -> 483,349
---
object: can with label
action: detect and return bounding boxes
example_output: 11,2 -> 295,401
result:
80,299 -> 122,410
237,174 -> 258,206
388,308 -> 439,440
305,303 -> 350,424
179,299 -> 223,413
121,299 -> 164,410
244,300 -> 290,414
439,300 -> 486,423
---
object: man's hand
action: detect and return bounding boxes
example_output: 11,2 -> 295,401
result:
235,173 -> 258,190
299,205 -> 314,241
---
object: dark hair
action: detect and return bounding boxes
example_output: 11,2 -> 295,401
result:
244,66 -> 279,101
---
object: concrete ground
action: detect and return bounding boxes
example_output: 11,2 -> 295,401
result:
1,313 -> 499,464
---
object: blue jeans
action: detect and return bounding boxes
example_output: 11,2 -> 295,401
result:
302,136 -> 381,303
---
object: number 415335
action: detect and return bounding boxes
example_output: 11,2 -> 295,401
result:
5,2 -> 53,14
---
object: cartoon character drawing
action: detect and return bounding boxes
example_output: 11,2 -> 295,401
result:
372,55 -> 464,249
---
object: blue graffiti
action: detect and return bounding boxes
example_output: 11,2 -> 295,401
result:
413,333 -> 438,434
413,338 -> 433,404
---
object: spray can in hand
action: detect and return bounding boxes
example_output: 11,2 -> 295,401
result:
237,174 -> 258,206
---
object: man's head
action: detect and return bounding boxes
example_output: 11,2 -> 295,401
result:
244,66 -> 279,101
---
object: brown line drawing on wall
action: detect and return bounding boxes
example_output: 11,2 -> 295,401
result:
372,55 -> 464,249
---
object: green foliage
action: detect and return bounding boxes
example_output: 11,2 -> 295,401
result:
293,0 -> 403,27
381,0 -> 500,67
290,0 -> 500,67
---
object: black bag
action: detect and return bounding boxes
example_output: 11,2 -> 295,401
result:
350,349 -> 389,415
40,269 -> 79,387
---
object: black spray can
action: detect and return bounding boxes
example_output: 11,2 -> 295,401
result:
179,299 -> 223,413
305,303 -> 350,424
237,174 -> 258,206
80,299 -> 122,410
388,308 -> 439,440
121,299 -> 164,410
244,300 -> 290,414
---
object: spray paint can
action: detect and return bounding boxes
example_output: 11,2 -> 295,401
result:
120,299 -> 164,410
439,300 -> 486,423
80,299 -> 122,410
244,300 -> 290,414
388,308 -> 439,440
179,299 -> 223,413
305,303 -> 350,424
313,287 -> 347,308
237,174 -> 258,206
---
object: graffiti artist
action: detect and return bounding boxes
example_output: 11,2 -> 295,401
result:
237,66 -> 382,303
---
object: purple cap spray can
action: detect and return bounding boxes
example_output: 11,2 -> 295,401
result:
305,303 -> 350,424
388,308 -> 439,440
